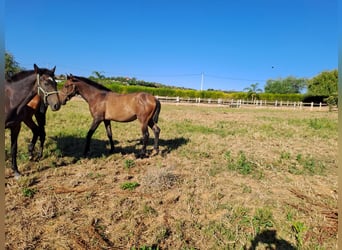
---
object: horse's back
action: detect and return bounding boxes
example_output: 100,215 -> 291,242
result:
104,92 -> 157,122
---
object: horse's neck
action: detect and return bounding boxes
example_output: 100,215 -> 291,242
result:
5,74 -> 37,122
7,74 -> 37,105
12,74 -> 37,91
77,83 -> 103,103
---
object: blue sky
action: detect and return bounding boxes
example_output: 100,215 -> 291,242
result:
5,1 -> 337,91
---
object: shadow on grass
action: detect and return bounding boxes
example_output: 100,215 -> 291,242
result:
52,135 -> 189,160
245,229 -> 297,250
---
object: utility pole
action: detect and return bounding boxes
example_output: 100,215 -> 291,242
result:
200,72 -> 204,91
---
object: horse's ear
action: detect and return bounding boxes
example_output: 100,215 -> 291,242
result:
34,64 -> 39,73
51,66 -> 56,73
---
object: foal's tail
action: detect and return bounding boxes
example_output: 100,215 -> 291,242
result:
152,98 -> 161,124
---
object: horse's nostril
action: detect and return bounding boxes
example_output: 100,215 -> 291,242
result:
54,103 -> 60,110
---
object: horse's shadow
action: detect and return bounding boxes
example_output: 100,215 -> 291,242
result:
52,136 -> 189,160
245,229 -> 297,250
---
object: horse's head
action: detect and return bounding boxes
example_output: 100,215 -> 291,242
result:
59,74 -> 78,105
34,64 -> 61,111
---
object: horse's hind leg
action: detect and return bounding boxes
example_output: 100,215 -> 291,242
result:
10,124 -> 22,178
148,120 -> 160,155
104,120 -> 115,153
140,123 -> 149,157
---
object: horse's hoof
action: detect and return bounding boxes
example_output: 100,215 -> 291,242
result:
14,172 -> 21,180
151,149 -> 159,156
137,152 -> 147,159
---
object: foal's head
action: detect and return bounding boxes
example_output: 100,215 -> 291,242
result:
59,74 -> 79,105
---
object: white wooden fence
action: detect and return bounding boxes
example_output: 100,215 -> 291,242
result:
155,96 -> 330,110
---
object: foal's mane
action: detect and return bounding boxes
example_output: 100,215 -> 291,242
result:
74,76 -> 111,91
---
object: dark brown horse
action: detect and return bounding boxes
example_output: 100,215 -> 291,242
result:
5,64 -> 61,178
59,75 -> 161,157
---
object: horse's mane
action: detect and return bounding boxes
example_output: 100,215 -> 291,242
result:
74,76 -> 111,91
7,70 -> 35,82
7,68 -> 55,82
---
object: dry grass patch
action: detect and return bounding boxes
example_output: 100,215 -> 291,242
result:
5,101 -> 337,249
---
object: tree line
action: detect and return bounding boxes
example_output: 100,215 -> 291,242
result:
5,51 -> 338,106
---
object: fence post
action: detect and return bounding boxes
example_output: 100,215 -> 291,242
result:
311,102 -> 314,110
319,102 -> 322,110
275,100 -> 278,107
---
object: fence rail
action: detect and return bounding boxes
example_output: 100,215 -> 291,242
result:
156,96 -> 332,110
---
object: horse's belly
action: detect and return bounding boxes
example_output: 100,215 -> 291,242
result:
106,110 -> 137,122
105,95 -> 139,122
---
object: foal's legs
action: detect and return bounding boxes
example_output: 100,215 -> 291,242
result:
10,123 -> 22,178
24,117 -> 40,160
148,120 -> 160,155
140,123 -> 149,157
84,119 -> 102,156
23,110 -> 46,160
104,120 -> 115,152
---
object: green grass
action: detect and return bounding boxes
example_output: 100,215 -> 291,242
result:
120,182 -> 140,191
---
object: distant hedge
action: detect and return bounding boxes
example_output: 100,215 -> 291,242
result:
102,83 -> 307,102
58,80 -> 327,103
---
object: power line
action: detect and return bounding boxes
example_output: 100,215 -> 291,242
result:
17,61 -> 268,82
205,74 -> 266,82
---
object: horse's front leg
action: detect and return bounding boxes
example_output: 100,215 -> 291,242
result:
10,124 -> 22,178
104,120 -> 115,153
35,110 -> 46,160
36,126 -> 46,160
84,119 -> 101,156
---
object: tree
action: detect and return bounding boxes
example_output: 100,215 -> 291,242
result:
5,51 -> 23,78
244,83 -> 262,101
307,69 -> 338,96
92,71 -> 106,79
264,77 -> 307,94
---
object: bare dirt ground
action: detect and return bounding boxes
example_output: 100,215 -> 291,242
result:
5,99 -> 337,249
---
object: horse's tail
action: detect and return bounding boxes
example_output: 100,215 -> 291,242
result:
152,98 -> 161,124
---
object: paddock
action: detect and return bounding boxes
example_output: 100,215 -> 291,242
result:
5,99 -> 337,249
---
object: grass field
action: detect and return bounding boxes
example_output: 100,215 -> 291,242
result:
5,98 -> 338,249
